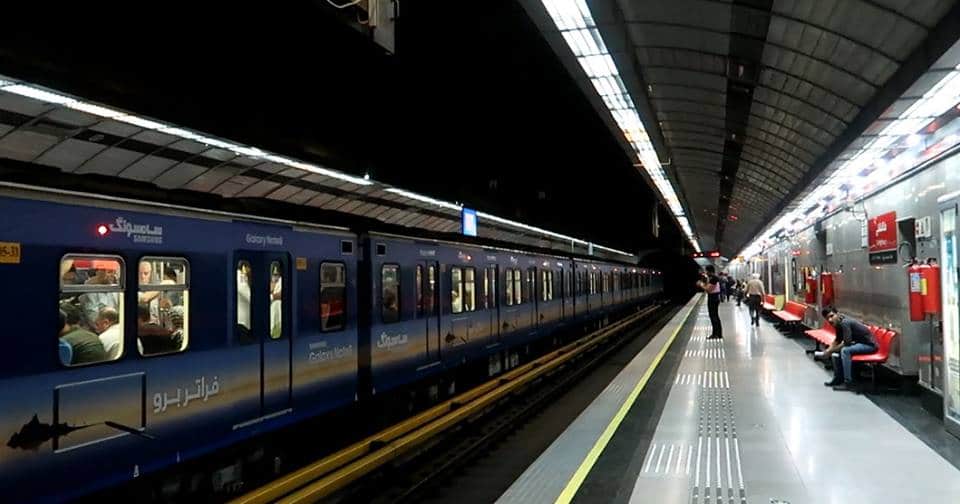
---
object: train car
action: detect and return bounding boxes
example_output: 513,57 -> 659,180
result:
0,184 -> 664,501
0,186 -> 359,502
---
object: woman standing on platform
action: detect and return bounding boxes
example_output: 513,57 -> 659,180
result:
745,273 -> 765,326
696,265 -> 723,339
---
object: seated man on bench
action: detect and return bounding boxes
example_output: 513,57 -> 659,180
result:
821,307 -> 878,391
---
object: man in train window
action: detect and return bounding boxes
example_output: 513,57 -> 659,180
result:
821,307 -> 878,391
138,303 -> 181,355
94,307 -> 122,360
80,265 -> 120,329
59,303 -> 107,365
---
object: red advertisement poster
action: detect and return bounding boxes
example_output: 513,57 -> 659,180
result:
868,211 -> 897,253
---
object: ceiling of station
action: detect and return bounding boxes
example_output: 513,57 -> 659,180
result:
526,0 -> 960,256
0,76 -> 636,262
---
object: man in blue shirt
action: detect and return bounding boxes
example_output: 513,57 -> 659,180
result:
821,307 -> 878,391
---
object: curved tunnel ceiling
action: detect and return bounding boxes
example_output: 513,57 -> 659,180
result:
525,0 -> 960,256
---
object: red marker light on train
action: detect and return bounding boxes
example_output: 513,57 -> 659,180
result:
96,224 -> 110,237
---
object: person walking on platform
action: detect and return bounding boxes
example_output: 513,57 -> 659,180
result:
745,273 -> 765,326
820,307 -> 878,391
697,265 -> 723,339
718,272 -> 728,302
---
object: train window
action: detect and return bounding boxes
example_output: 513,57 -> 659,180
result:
482,268 -> 489,309
416,265 -> 424,318
505,269 -> 514,306
517,270 -> 523,304
426,265 -> 437,316
464,268 -> 476,312
451,267 -> 464,314
541,270 -> 554,301
236,261 -> 254,344
484,267 -> 497,309
382,264 -> 400,323
59,255 -> 125,366
320,262 -> 346,332
541,270 -> 548,301
526,268 -> 535,303
269,261 -> 284,339
138,257 -> 190,356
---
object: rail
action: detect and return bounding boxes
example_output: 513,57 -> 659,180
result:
232,304 -> 662,504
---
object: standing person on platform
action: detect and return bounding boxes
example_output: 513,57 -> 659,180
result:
718,272 -> 728,302
697,265 -> 723,339
745,273 -> 765,326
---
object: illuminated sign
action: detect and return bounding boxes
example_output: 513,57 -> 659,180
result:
868,211 -> 898,265
462,208 -> 477,237
691,250 -> 721,258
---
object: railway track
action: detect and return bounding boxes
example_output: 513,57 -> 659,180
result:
232,302 -> 671,504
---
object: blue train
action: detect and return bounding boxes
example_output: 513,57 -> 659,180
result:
0,184 -> 663,502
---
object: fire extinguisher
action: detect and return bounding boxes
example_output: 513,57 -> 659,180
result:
922,263 -> 941,314
909,263 -> 925,321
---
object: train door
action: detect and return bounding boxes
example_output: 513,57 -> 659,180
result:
938,197 -> 960,438
236,251 -> 292,418
419,261 -> 441,361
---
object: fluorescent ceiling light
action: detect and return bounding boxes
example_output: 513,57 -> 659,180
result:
540,0 -> 700,252
116,115 -> 167,130
2,84 -> 76,105
64,102 -> 125,118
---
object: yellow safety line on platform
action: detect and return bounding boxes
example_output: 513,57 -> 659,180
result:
554,296 -> 701,504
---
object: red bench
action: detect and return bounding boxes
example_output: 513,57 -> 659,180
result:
804,322 -> 836,349
772,300 -> 806,323
761,294 -> 776,311
853,327 -> 896,391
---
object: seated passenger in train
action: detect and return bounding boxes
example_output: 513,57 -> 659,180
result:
79,267 -> 120,329
94,307 -> 122,360
138,304 -> 182,355
820,307 -> 878,391
59,303 -> 107,365
237,261 -> 253,344
139,261 -> 162,323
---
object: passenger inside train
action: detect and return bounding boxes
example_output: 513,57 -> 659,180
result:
58,302 -> 106,366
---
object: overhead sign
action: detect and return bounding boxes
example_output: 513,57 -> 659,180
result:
462,208 -> 477,237
691,250 -> 721,258
868,211 -> 897,252
868,211 -> 898,265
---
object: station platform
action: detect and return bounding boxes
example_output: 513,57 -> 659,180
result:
498,295 -> 960,504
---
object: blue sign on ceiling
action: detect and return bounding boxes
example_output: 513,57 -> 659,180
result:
462,208 -> 477,237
